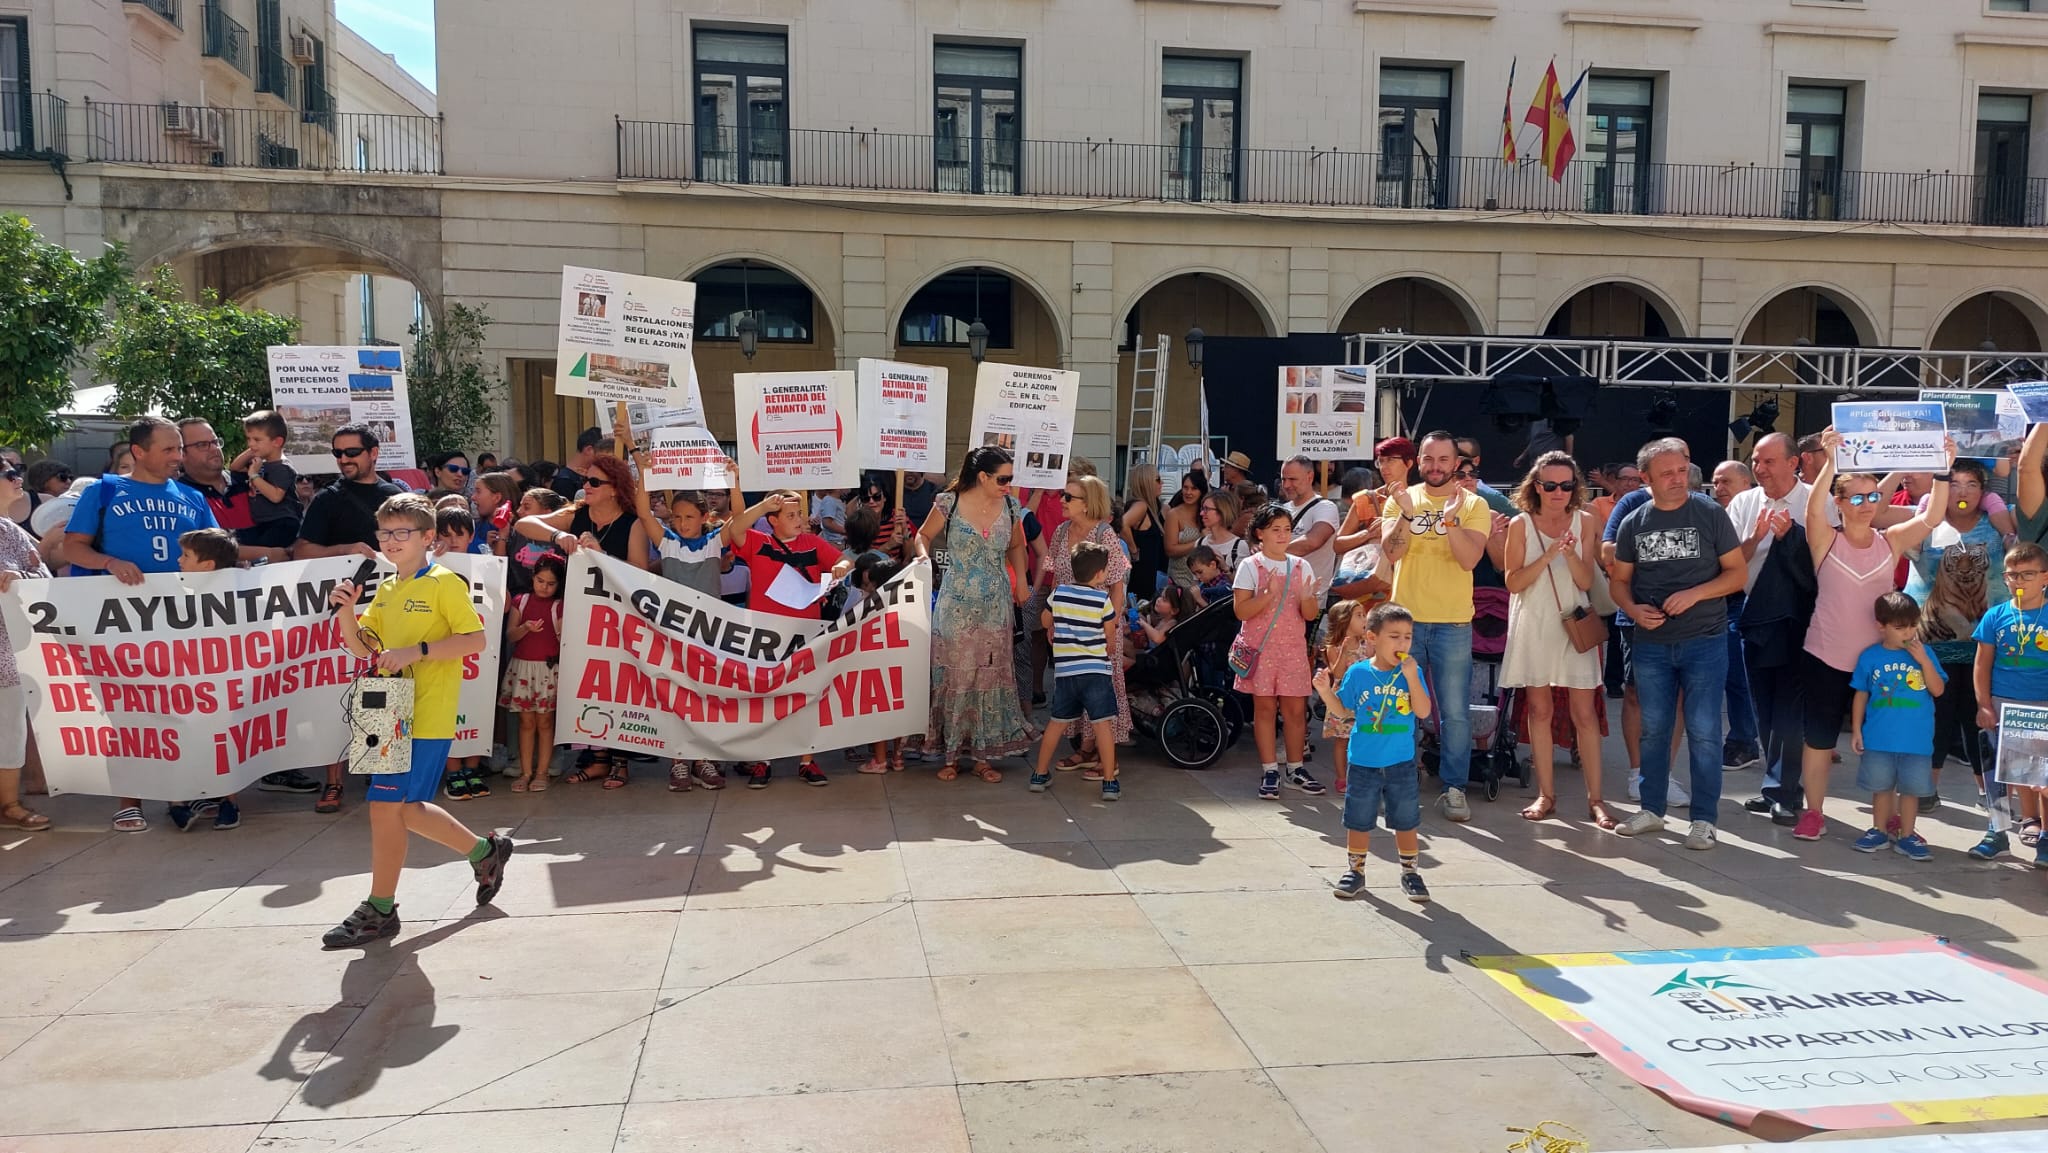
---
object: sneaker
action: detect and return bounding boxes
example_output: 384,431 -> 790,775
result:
1101,779 -> 1121,802
797,761 -> 829,787
1438,787 -> 1472,823
258,769 -> 322,794
1915,793 -> 1941,815
1968,830 -> 2010,861
1284,767 -> 1327,796
1793,811 -> 1825,841
1722,741 -> 1762,771
466,773 -> 491,799
1685,821 -> 1717,851
1028,772 -> 1051,793
191,799 -> 220,817
692,762 -> 726,790
1399,870 -> 1431,903
1614,810 -> 1665,837
667,762 -> 692,792
845,746 -> 871,765
472,833 -> 514,906
2035,838 -> 2048,871
169,803 -> 196,832
1258,769 -> 1281,800
1628,772 -> 1643,801
1893,833 -> 1932,862
1333,871 -> 1367,900
746,762 -> 771,789
1853,828 -> 1891,853
213,800 -> 240,831
1667,776 -> 1691,807
443,775 -> 470,801
322,900 -> 400,949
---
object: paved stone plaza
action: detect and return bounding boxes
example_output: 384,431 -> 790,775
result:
2,737 -> 2046,1153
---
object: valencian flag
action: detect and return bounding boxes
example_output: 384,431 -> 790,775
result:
1523,59 -> 1578,182
1500,58 -> 1518,165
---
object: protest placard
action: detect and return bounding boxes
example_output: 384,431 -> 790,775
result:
601,398 -> 701,443
642,426 -> 733,491
968,364 -> 1079,489
1996,702 -> 2048,789
857,358 -> 948,473
555,553 -> 931,760
733,370 -> 857,490
1922,389 -> 2026,460
268,345 -> 419,472
1831,401 -> 1948,473
555,266 -> 705,422
1276,365 -> 1375,459
2006,380 -> 2048,425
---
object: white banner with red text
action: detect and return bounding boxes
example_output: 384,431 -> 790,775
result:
555,552 -> 931,761
0,554 -> 504,800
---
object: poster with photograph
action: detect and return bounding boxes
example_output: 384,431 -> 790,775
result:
1922,389 -> 2026,460
968,364 -> 1080,490
1831,401 -> 1948,473
1276,365 -> 1375,459
733,370 -> 857,490
2006,380 -> 2048,425
555,266 -> 705,422
601,398 -> 700,444
267,345 -> 418,473
856,358 -> 948,473
642,426 -> 733,491
1996,703 -> 2048,789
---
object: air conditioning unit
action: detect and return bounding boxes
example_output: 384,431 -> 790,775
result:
161,102 -> 194,135
190,108 -> 224,147
290,33 -> 317,63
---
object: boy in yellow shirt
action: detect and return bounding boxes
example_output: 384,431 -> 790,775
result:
324,494 -> 511,948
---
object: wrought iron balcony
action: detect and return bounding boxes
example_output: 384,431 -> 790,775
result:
616,120 -> 2048,228
201,1 -> 250,78
301,78 -> 333,130
1,92 -> 69,161
85,100 -> 442,174
125,0 -> 182,28
257,43 -> 294,103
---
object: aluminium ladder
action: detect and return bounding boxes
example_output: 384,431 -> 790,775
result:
1123,334 -> 1171,485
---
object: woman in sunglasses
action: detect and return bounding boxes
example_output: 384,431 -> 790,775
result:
1501,452 -> 1613,827
427,452 -> 475,497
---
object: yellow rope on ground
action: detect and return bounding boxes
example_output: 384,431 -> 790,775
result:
1506,1120 -> 1590,1153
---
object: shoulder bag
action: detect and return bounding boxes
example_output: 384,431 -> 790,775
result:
1228,557 -> 1294,680
1536,518 -> 1608,654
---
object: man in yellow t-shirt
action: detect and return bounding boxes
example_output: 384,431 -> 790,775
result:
1379,431 -> 1491,823
324,494 -> 509,948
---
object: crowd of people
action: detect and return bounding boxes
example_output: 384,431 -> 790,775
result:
4,406 -> 2047,939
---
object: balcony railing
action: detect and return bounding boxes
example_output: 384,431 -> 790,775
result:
125,0 -> 183,28
1,92 -> 69,161
86,101 -> 442,174
201,2 -> 250,78
301,78 -> 333,130
616,121 -> 2048,228
256,43 -> 294,103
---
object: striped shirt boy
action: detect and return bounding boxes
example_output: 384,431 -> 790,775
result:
1049,583 -> 1114,678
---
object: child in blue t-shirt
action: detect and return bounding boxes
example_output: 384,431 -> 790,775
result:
1312,602 -> 1432,903
1969,542 -> 2048,866
1849,592 -> 1945,862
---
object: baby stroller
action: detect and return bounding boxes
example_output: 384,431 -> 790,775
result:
1418,587 -> 1526,800
1125,596 -> 1243,768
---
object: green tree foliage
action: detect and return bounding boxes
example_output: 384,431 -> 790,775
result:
407,301 -> 504,461
0,214 -> 128,450
97,266 -> 301,456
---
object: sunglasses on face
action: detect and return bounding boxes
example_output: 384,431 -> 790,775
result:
374,527 -> 421,542
582,475 -> 609,488
1536,480 -> 1577,493
864,492 -> 884,502
444,464 -> 471,476
1,468 -> 20,483
1061,492 -> 1084,503
994,473 -> 1014,486
332,446 -> 369,459
1841,492 -> 1882,507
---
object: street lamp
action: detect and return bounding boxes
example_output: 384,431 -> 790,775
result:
1184,326 -> 1205,370
968,266 -> 988,363
737,259 -> 759,361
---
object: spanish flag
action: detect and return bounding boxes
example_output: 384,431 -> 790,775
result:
1523,60 -> 1577,182
1500,58 -> 1518,166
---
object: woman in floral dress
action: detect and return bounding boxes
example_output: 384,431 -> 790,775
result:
919,447 -> 1033,781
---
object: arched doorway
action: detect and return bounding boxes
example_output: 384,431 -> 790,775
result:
1336,276 -> 1482,336
891,266 -> 1064,468
1740,285 -> 1878,439
688,260 -> 839,444
1117,273 -> 1272,457
1542,281 -> 1683,339
1930,291 -> 2047,353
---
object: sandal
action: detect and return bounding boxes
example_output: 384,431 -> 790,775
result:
315,784 -> 343,814
937,763 -> 960,782
510,776 -> 532,793
1082,767 -> 1106,782
1057,754 -> 1095,772
562,765 -> 609,784
890,748 -> 905,772
1521,795 -> 1558,822
2022,818 -> 2043,848
857,750 -> 890,775
972,762 -> 1002,784
0,803 -> 50,831
530,773 -> 550,793
1587,800 -> 1618,831
603,762 -> 630,790
112,806 -> 147,833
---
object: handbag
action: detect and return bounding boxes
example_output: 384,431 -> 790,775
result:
1537,520 -> 1608,654
1228,557 -> 1294,679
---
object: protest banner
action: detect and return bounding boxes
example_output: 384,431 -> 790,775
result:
733,370 -> 857,491
1832,401 -> 1948,473
1476,940 -> 2048,1134
0,555 -> 504,800
555,266 -> 706,422
642,426 -> 733,491
2007,380 -> 2048,425
1995,702 -> 2048,789
555,552 -> 931,761
1922,389 -> 2025,460
968,364 -> 1079,489
856,358 -> 948,474
1276,365 -> 1375,460
601,398 -> 700,443
268,345 -> 419,472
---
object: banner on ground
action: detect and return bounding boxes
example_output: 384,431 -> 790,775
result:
268,345 -> 419,473
733,370 -> 857,491
555,266 -> 705,422
1476,941 -> 2048,1134
556,552 -> 931,761
857,358 -> 948,474
640,426 -> 734,491
1832,402 -> 1948,473
1921,389 -> 2025,461
0,554 -> 502,800
968,364 -> 1079,489
1276,365 -> 1375,459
